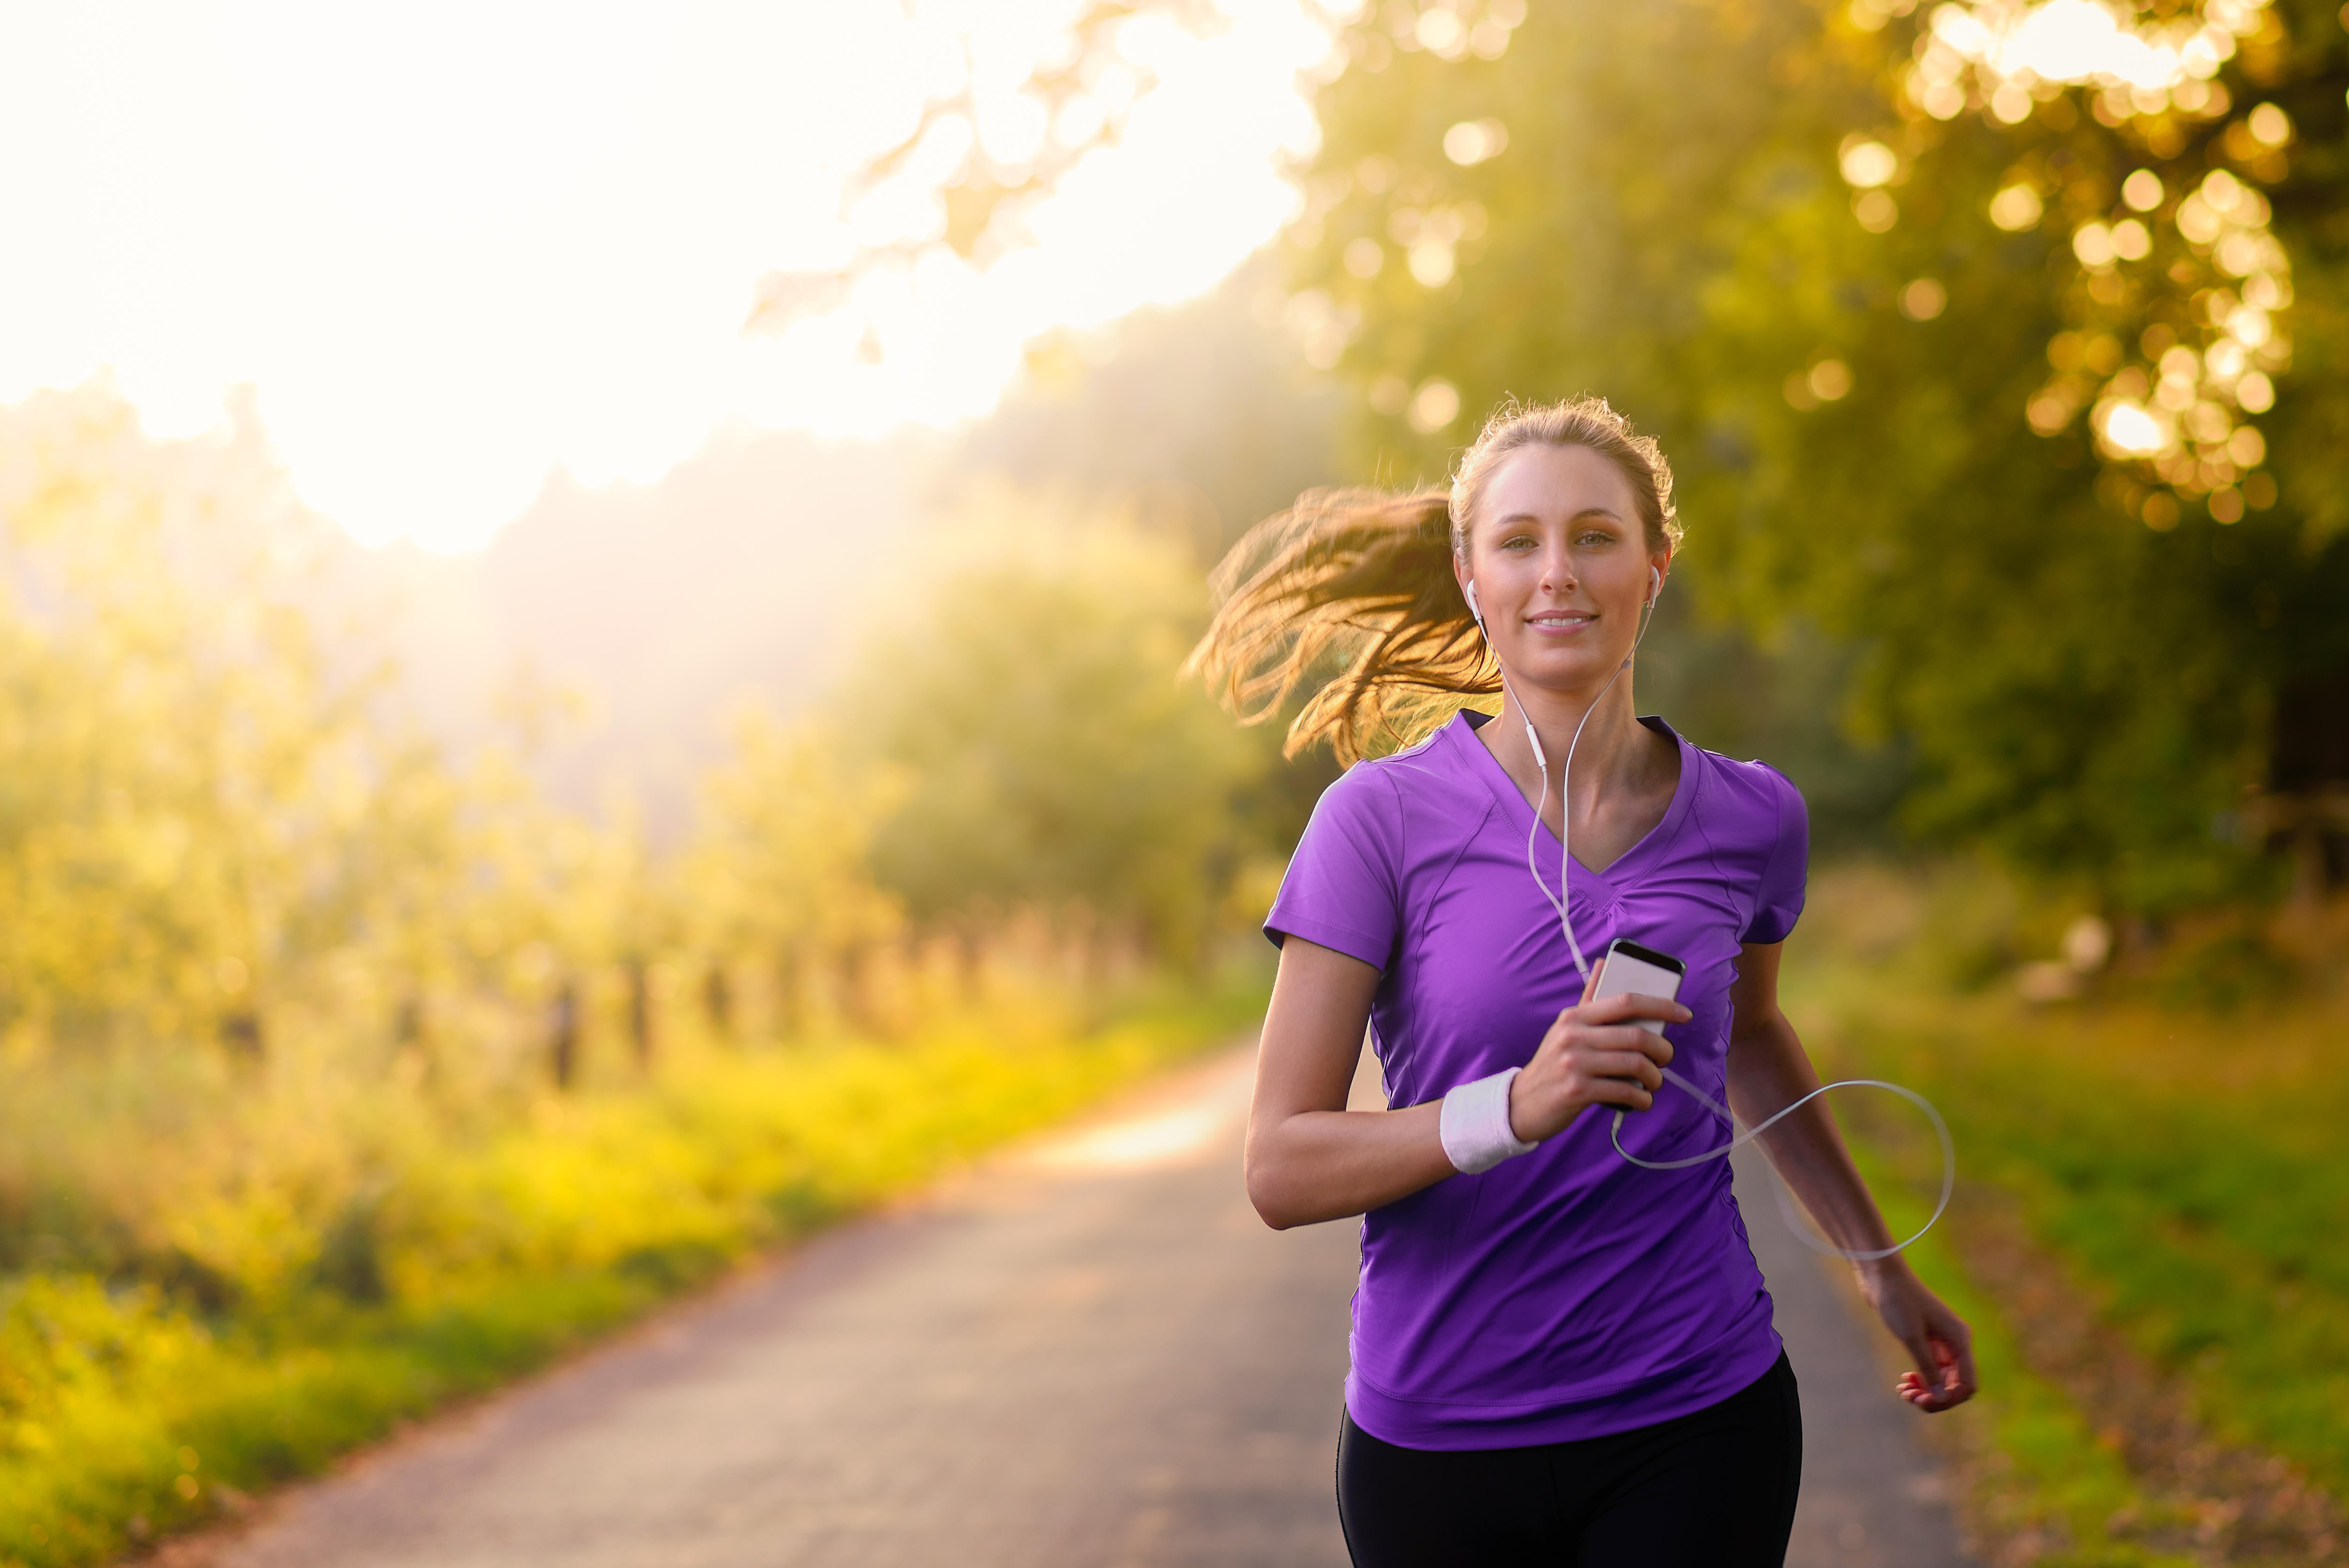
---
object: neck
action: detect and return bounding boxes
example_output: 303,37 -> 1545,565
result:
1488,663 -> 1651,816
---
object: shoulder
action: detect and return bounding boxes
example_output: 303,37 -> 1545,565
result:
1680,743 -> 1809,886
1686,745 -> 1807,843
1304,751 -> 1405,837
1272,736 -> 1481,968
1680,745 -> 1811,943
1296,721 -> 1492,863
1316,721 -> 1485,817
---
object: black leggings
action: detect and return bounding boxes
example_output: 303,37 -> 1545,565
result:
1336,1351 -> 1802,1568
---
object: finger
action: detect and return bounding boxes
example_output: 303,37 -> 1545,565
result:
1574,992 -> 1695,1027
1937,1316 -> 1979,1398
1579,1027 -> 1674,1071
1898,1376 -> 1947,1412
1910,1369 -> 1962,1411
1572,1023 -> 1674,1056
1583,1075 -> 1655,1112
1583,1049 -> 1665,1090
1942,1332 -> 1979,1404
1903,1336 -> 1951,1407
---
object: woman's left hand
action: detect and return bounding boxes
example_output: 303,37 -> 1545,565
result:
1858,1263 -> 1977,1413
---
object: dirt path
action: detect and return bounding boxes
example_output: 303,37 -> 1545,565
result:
184,1045 -> 1971,1568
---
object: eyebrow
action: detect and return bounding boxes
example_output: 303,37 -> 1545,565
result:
1491,506 -> 1626,526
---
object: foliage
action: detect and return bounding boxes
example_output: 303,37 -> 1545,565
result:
0,388 -> 655,1065
0,390 -> 386,1047
1286,0 -> 2349,914
677,713 -> 905,1014
837,491 -> 1283,962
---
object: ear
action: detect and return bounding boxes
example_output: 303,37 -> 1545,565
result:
1452,549 -> 1480,621
1648,547 -> 1673,606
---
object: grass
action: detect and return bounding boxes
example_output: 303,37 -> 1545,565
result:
1785,865 -> 2349,1564
0,962 -> 1268,1568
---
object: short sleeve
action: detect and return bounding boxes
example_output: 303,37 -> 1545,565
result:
1740,767 -> 1810,946
1263,765 -> 1405,972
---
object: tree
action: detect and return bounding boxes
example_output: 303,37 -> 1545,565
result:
0,386 -> 396,1048
0,384 -> 687,1068
679,712 -> 904,1034
1285,0 -> 2349,912
838,492 -> 1275,962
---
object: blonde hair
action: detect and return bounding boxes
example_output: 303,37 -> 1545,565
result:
1186,396 -> 1680,763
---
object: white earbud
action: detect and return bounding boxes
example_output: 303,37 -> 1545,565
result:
1465,579 -> 1484,630
1648,566 -> 1662,607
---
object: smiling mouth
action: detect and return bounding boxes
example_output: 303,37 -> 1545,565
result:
1526,613 -> 1597,631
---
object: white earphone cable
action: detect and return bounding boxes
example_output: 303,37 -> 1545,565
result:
1610,1065 -> 1955,1260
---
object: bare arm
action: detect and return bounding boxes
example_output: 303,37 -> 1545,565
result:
1244,939 -> 1451,1229
1726,941 -> 1978,1413
1245,936 -> 1686,1230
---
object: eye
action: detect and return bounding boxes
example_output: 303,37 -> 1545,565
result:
1575,528 -> 1616,548
1499,532 -> 1538,552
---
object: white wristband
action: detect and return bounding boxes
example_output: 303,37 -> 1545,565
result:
1439,1068 -> 1537,1174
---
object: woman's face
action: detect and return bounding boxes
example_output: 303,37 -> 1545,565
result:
1453,443 -> 1670,697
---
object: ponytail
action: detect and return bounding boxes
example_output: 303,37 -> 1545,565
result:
1183,487 -> 1495,765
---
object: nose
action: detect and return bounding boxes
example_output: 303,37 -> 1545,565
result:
1539,539 -> 1578,596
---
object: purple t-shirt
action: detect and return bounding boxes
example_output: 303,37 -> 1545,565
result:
1265,709 -> 1807,1450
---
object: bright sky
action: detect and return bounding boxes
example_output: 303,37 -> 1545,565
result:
0,2 -> 1331,548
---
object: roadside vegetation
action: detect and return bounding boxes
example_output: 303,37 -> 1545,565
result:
0,969 -> 1265,1568
1788,865 -> 2349,1565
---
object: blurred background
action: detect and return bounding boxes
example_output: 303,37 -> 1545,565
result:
1,1 -> 2346,1563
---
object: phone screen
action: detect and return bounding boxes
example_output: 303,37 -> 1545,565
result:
1592,939 -> 1686,1035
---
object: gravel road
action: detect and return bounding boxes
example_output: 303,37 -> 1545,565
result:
189,1042 -> 1972,1568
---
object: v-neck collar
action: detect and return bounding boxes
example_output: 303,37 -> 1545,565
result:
1447,707 -> 1696,891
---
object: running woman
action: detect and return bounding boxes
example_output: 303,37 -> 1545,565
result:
1188,398 -> 1976,1567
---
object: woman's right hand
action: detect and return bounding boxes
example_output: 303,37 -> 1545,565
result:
1506,989 -> 1690,1144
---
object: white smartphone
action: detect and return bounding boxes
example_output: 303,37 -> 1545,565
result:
1591,939 -> 1687,1034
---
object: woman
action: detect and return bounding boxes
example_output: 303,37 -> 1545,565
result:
1189,398 -> 1976,1567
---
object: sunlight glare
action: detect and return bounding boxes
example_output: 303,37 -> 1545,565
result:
0,2 -> 1331,549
